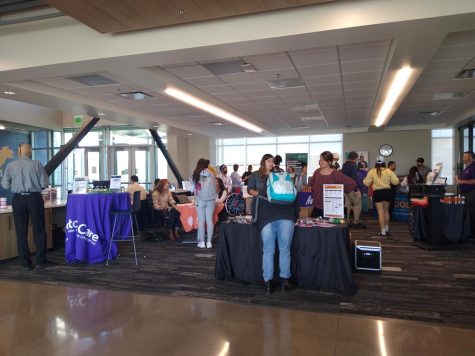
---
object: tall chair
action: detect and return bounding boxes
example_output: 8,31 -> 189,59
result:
107,190 -> 141,265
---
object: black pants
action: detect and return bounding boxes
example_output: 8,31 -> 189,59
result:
12,193 -> 47,267
153,208 -> 181,230
464,190 -> 475,239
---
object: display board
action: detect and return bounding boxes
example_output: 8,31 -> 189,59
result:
323,184 -> 344,218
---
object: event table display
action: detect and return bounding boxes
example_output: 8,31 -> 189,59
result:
215,221 -> 356,295
65,192 -> 131,263
175,203 -> 224,232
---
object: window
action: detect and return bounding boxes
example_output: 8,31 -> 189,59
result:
216,134 -> 343,175
432,129 -> 453,184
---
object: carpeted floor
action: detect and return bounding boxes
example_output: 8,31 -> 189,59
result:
1,215 -> 475,328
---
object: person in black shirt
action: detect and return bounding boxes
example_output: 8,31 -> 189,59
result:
241,165 -> 253,185
342,151 -> 365,228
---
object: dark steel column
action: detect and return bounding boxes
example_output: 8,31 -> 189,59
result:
149,129 -> 184,188
45,117 -> 100,176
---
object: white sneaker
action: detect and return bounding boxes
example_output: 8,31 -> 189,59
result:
206,241 -> 212,249
197,241 -> 205,248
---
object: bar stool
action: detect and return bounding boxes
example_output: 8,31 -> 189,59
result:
107,190 -> 141,265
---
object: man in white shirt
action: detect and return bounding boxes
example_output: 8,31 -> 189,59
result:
127,175 -> 147,203
230,164 -> 242,193
218,164 -> 232,193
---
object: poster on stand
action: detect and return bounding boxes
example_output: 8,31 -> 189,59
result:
110,175 -> 122,190
285,153 -> 308,174
323,184 -> 344,218
73,176 -> 89,194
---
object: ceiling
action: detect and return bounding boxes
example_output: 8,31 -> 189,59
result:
0,0 -> 474,137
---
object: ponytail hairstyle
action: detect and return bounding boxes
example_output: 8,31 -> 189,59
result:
192,158 -> 209,184
320,151 -> 334,167
258,154 -> 274,179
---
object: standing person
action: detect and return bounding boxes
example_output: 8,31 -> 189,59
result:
387,161 -> 398,218
310,151 -> 356,218
358,155 -> 368,169
332,152 -> 341,170
342,151 -> 365,229
152,179 -> 181,240
230,164 -> 242,193
456,151 -> 475,239
1,143 -> 54,270
193,159 -> 217,249
218,164 -> 232,193
416,157 -> 431,183
400,166 -> 423,194
241,165 -> 253,185
363,156 -> 399,237
247,154 -> 298,295
273,155 -> 284,172
294,164 -> 308,191
356,162 -> 369,212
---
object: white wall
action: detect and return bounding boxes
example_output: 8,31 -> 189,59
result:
343,129 -> 431,176
0,98 -> 62,129
187,137 -> 212,177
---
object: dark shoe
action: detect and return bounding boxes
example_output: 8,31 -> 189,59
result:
265,281 -> 273,295
377,232 -> 387,238
22,265 -> 33,271
35,260 -> 57,269
281,279 -> 291,293
355,223 -> 366,229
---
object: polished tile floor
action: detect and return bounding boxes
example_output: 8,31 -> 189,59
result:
0,280 -> 474,356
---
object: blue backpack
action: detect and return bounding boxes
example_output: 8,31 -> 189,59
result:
266,171 -> 297,205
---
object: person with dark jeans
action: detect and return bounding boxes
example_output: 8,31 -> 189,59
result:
1,143 -> 55,270
456,151 -> 475,238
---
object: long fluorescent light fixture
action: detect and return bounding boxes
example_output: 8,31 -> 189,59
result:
164,87 -> 263,133
374,67 -> 413,127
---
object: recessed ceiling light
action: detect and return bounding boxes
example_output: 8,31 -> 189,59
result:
187,133 -> 193,136
98,112 -> 105,116
4,91 -> 15,95
209,122 -> 225,126
291,104 -> 320,112
300,116 -> 324,121
267,78 -> 305,89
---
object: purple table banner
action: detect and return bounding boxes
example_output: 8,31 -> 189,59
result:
65,192 -> 131,264
297,192 -> 313,207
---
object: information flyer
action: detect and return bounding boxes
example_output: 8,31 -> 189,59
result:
110,175 -> 122,190
73,176 -> 89,194
323,184 -> 344,218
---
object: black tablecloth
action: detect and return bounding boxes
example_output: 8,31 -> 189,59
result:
412,204 -> 471,243
215,222 -> 357,295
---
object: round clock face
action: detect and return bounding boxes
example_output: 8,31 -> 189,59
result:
379,144 -> 393,157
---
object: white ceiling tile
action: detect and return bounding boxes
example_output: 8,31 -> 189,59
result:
298,63 -> 340,77
232,82 -> 270,91
289,47 -> 338,67
433,44 -> 475,60
242,90 -> 276,98
308,83 -> 342,93
200,84 -> 236,94
257,68 -> 299,81
341,59 -> 385,74
185,76 -> 225,86
424,59 -> 471,72
164,65 -> 214,78
343,71 -> 382,82
417,70 -> 459,81
220,72 -> 261,84
274,87 -> 308,96
35,77 -> 89,90
339,41 -> 390,62
343,81 -> 379,91
303,74 -> 341,85
242,53 -> 294,71
442,30 -> 475,46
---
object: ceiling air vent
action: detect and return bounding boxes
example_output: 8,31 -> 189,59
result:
290,104 -> 320,112
267,78 -> 305,89
417,111 -> 440,119
67,74 -> 118,86
202,60 -> 245,75
118,91 -> 153,100
432,91 -> 469,100
454,68 -> 475,80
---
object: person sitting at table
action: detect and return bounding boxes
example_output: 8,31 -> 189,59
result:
400,166 -> 423,194
127,175 -> 147,204
309,151 -> 357,218
363,156 -> 399,237
248,153 -> 299,295
193,158 -> 217,249
152,179 -> 181,240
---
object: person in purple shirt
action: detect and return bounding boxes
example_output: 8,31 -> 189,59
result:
456,151 -> 475,238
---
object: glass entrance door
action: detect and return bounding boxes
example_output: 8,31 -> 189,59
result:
112,146 -> 151,186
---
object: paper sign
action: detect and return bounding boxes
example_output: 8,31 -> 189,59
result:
323,184 -> 344,218
73,176 -> 89,194
110,175 -> 122,190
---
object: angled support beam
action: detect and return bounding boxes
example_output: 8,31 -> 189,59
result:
149,129 -> 184,188
45,117 -> 100,176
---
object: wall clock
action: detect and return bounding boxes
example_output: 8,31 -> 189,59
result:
379,144 -> 393,157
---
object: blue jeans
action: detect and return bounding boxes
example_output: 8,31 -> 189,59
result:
261,220 -> 295,282
196,198 -> 215,243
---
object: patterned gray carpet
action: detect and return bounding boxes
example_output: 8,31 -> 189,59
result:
1,216 -> 475,327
